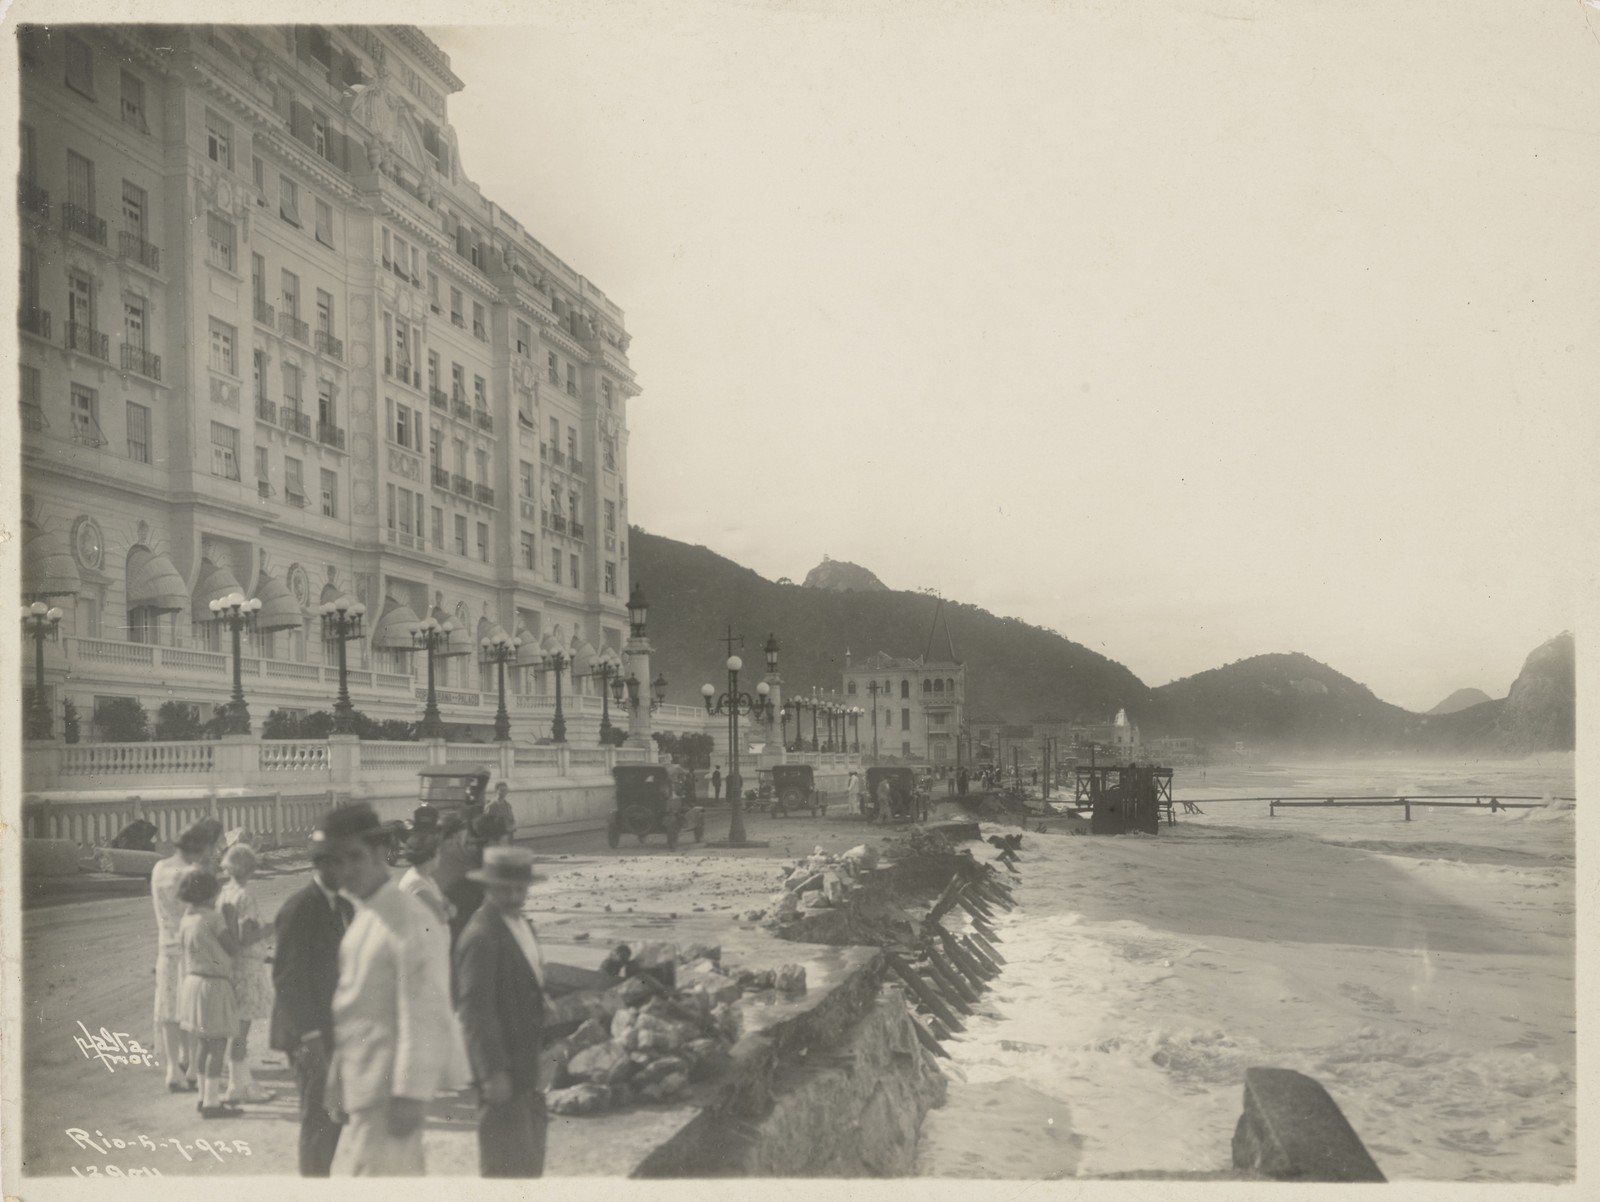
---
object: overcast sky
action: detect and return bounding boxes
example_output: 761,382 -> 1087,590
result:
431,1 -> 1598,712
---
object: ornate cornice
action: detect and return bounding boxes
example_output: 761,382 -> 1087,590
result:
540,324 -> 589,363
428,245 -> 497,301
175,50 -> 279,130
385,27 -> 465,94
254,129 -> 360,205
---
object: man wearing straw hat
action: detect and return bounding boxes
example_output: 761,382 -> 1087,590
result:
454,845 -> 548,1177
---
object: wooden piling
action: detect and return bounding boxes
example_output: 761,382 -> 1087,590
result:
939,927 -> 994,984
960,933 -> 1001,977
910,1015 -> 950,1058
926,943 -> 984,1003
917,951 -> 977,1012
969,930 -> 1005,963
885,950 -> 965,1033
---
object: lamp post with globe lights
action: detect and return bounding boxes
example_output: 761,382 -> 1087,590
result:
702,641 -> 772,847
21,601 -> 64,740
409,616 -> 453,739
582,649 -> 626,744
479,630 -> 522,742
209,592 -> 262,734
535,640 -> 571,744
318,596 -> 367,735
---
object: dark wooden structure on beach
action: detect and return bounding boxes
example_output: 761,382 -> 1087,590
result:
1074,764 -> 1172,834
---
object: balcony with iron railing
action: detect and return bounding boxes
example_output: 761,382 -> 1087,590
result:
118,230 -> 161,273
19,307 -> 51,339
65,322 -> 109,361
279,311 -> 310,343
431,465 -> 451,490
257,479 -> 275,499
475,483 -> 495,506
450,312 -> 465,328
569,457 -> 585,477
452,474 -> 473,497
552,514 -> 568,534
540,509 -> 551,530
284,489 -> 307,509
551,448 -> 567,468
253,297 -> 275,327
281,407 -> 312,438
22,402 -> 47,432
452,400 -> 473,423
430,388 -> 449,411
62,204 -> 106,246
316,420 -> 346,451
314,330 -> 343,360
474,409 -> 494,434
539,443 -> 549,461
19,178 -> 49,219
121,344 -> 161,380
385,357 -> 420,389
570,520 -> 585,540
255,397 -> 277,424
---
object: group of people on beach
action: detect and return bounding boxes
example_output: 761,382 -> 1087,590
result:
148,788 -> 547,1177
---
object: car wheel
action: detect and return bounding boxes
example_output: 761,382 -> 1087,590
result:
621,803 -> 654,837
606,817 -> 621,849
780,786 -> 804,814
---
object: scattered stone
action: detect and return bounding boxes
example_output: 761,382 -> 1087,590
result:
569,1017 -> 612,1053
775,964 -> 807,993
548,1083 -> 618,1115
567,1041 -> 631,1084
802,892 -> 831,909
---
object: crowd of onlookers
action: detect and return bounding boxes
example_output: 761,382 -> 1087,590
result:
149,794 -> 546,1177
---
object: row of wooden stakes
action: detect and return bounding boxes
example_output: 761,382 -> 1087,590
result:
884,867 -> 1017,1058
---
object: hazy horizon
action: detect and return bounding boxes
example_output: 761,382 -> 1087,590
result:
425,3 -> 1596,714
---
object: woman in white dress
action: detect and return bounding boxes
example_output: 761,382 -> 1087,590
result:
397,829 -> 472,1093
151,818 -> 224,1092
219,843 -> 277,1103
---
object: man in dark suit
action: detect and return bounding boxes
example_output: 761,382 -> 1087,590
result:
271,829 -> 354,1177
454,846 -> 547,1177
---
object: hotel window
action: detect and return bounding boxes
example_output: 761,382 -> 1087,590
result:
281,271 -> 300,317
568,490 -> 579,521
429,427 -> 443,468
454,439 -> 468,476
67,150 -> 96,217
548,415 -> 559,447
474,375 -> 487,408
431,507 -> 445,548
472,302 -> 486,340
900,679 -> 910,699
569,554 -> 580,589
254,446 -> 269,486
901,708 -> 911,731
519,461 -> 534,497
547,352 -> 558,384
550,547 -> 561,584
604,561 -> 616,595
451,363 -> 465,400
520,534 -> 535,570
65,34 -> 96,98
311,115 -> 327,158
604,499 -> 616,533
427,352 -> 440,394
516,320 -> 531,356
121,180 -> 146,237
252,156 -> 266,196
450,288 -> 463,327
429,273 -> 440,312
207,213 -> 235,272
205,110 -> 232,170
283,363 -> 303,410
285,456 -> 305,503
566,363 -> 577,396
70,384 -> 103,446
477,522 -> 489,562
603,435 -> 617,471
210,422 -> 240,480
316,290 -> 334,336
567,427 -> 577,461
475,448 -> 489,484
314,198 -> 334,248
321,469 -> 338,517
124,298 -> 147,351
253,350 -> 267,402
209,320 -> 237,375
317,379 -> 336,426
120,70 -> 147,131
454,515 -> 468,556
279,177 -> 299,226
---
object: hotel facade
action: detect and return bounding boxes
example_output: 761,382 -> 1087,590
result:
18,23 -> 642,740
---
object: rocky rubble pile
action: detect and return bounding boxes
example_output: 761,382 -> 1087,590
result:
733,843 -> 881,926
545,941 -> 808,1117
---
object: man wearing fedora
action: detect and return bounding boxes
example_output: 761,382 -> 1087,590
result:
271,829 -> 354,1176
321,803 -> 454,1176
454,846 -> 548,1177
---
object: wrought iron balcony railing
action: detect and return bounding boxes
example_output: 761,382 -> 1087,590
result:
118,230 -> 161,272
121,344 -> 162,380
66,321 -> 109,360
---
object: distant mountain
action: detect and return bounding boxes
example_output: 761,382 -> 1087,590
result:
1148,652 -> 1426,753
1427,688 -> 1495,715
801,557 -> 888,592
1489,633 -> 1574,752
630,527 -> 1152,725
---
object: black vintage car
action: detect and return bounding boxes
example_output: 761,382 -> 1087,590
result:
865,766 -> 926,823
610,764 -> 706,848
383,764 -> 493,866
757,764 -> 827,818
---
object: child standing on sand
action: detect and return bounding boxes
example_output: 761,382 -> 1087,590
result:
177,868 -> 243,1118
219,844 -> 277,1104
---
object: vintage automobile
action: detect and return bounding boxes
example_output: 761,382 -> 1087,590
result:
609,764 -> 706,848
383,764 -> 492,866
756,764 -> 828,818
865,765 -> 926,823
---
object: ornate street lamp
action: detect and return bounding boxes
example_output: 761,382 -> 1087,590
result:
209,592 -> 262,735
624,671 -> 669,713
850,706 -> 862,753
582,649 -> 624,744
21,601 -> 64,741
626,582 -> 649,639
409,616 -> 453,739
319,596 -> 367,735
701,647 -> 771,846
479,630 -> 523,742
537,642 -> 570,743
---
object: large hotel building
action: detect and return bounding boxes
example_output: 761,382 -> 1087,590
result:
18,24 -> 640,738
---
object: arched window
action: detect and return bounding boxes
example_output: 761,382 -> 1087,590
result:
933,678 -> 944,694
947,677 -> 956,693
900,679 -> 909,699
922,679 -> 931,693
847,680 -> 857,695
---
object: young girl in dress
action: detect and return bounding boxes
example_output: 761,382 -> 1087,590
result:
219,844 -> 277,1104
176,868 -> 243,1118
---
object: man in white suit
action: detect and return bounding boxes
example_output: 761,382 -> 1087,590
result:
321,804 -> 452,1176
